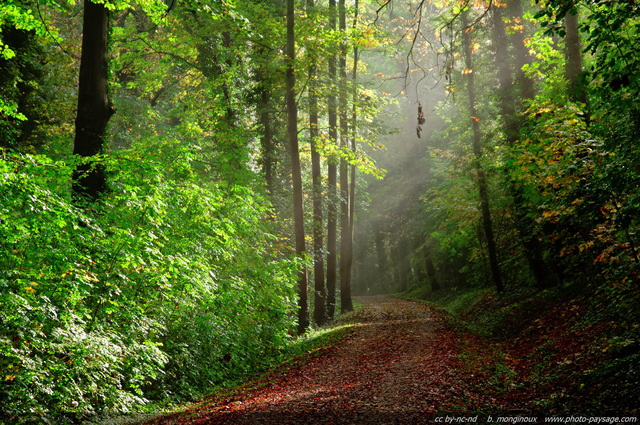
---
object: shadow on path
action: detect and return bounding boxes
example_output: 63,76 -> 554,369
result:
145,296 -> 528,424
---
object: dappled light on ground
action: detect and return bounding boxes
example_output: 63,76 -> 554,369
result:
145,296 -> 529,424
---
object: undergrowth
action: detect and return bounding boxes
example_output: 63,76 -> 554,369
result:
83,309 -> 359,425
404,282 -> 640,416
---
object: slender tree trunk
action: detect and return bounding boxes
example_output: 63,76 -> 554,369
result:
338,0 -> 353,313
346,0 -> 360,301
73,0 -> 113,202
350,0 -> 359,227
462,10 -> 504,292
286,0 -> 309,334
326,165 -> 338,318
326,0 -> 338,319
307,0 -> 326,327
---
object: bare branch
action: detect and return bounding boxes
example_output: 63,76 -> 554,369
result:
374,0 -> 393,25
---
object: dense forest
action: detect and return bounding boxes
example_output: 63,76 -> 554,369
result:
1,0 -> 639,422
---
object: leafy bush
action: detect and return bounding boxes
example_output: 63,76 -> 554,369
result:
0,144 -> 297,422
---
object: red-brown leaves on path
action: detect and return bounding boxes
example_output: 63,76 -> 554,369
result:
144,296 -> 530,424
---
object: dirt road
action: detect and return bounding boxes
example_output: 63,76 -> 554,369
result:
145,296 -> 528,424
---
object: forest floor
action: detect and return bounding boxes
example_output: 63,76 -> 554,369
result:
140,296 -> 535,425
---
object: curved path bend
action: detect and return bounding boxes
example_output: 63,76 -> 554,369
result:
145,296 -> 528,425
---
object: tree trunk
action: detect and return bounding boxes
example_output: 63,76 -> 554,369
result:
565,9 -> 587,105
462,10 -> 504,292
326,0 -> 338,320
338,0 -> 353,313
72,0 -> 113,202
492,0 -> 553,288
491,4 -> 516,141
286,0 -> 309,334
346,0 -> 360,301
307,0 -> 326,327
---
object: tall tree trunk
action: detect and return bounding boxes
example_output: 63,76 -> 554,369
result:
338,0 -> 353,313
72,0 -> 113,202
462,10 -> 504,292
492,0 -> 553,288
565,9 -> 587,105
346,0 -> 359,301
286,0 -> 309,334
308,0 -> 326,327
326,0 -> 338,320
350,0 -> 359,228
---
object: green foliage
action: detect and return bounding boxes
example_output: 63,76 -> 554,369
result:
0,1 -> 51,60
0,26 -> 49,150
0,146 -> 297,422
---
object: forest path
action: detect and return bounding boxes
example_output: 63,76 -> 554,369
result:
145,296 -> 529,424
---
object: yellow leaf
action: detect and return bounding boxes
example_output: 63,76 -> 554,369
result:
462,68 -> 473,74
85,273 -> 99,282
25,287 -> 36,293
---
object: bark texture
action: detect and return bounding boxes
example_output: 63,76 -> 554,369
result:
72,0 -> 113,202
